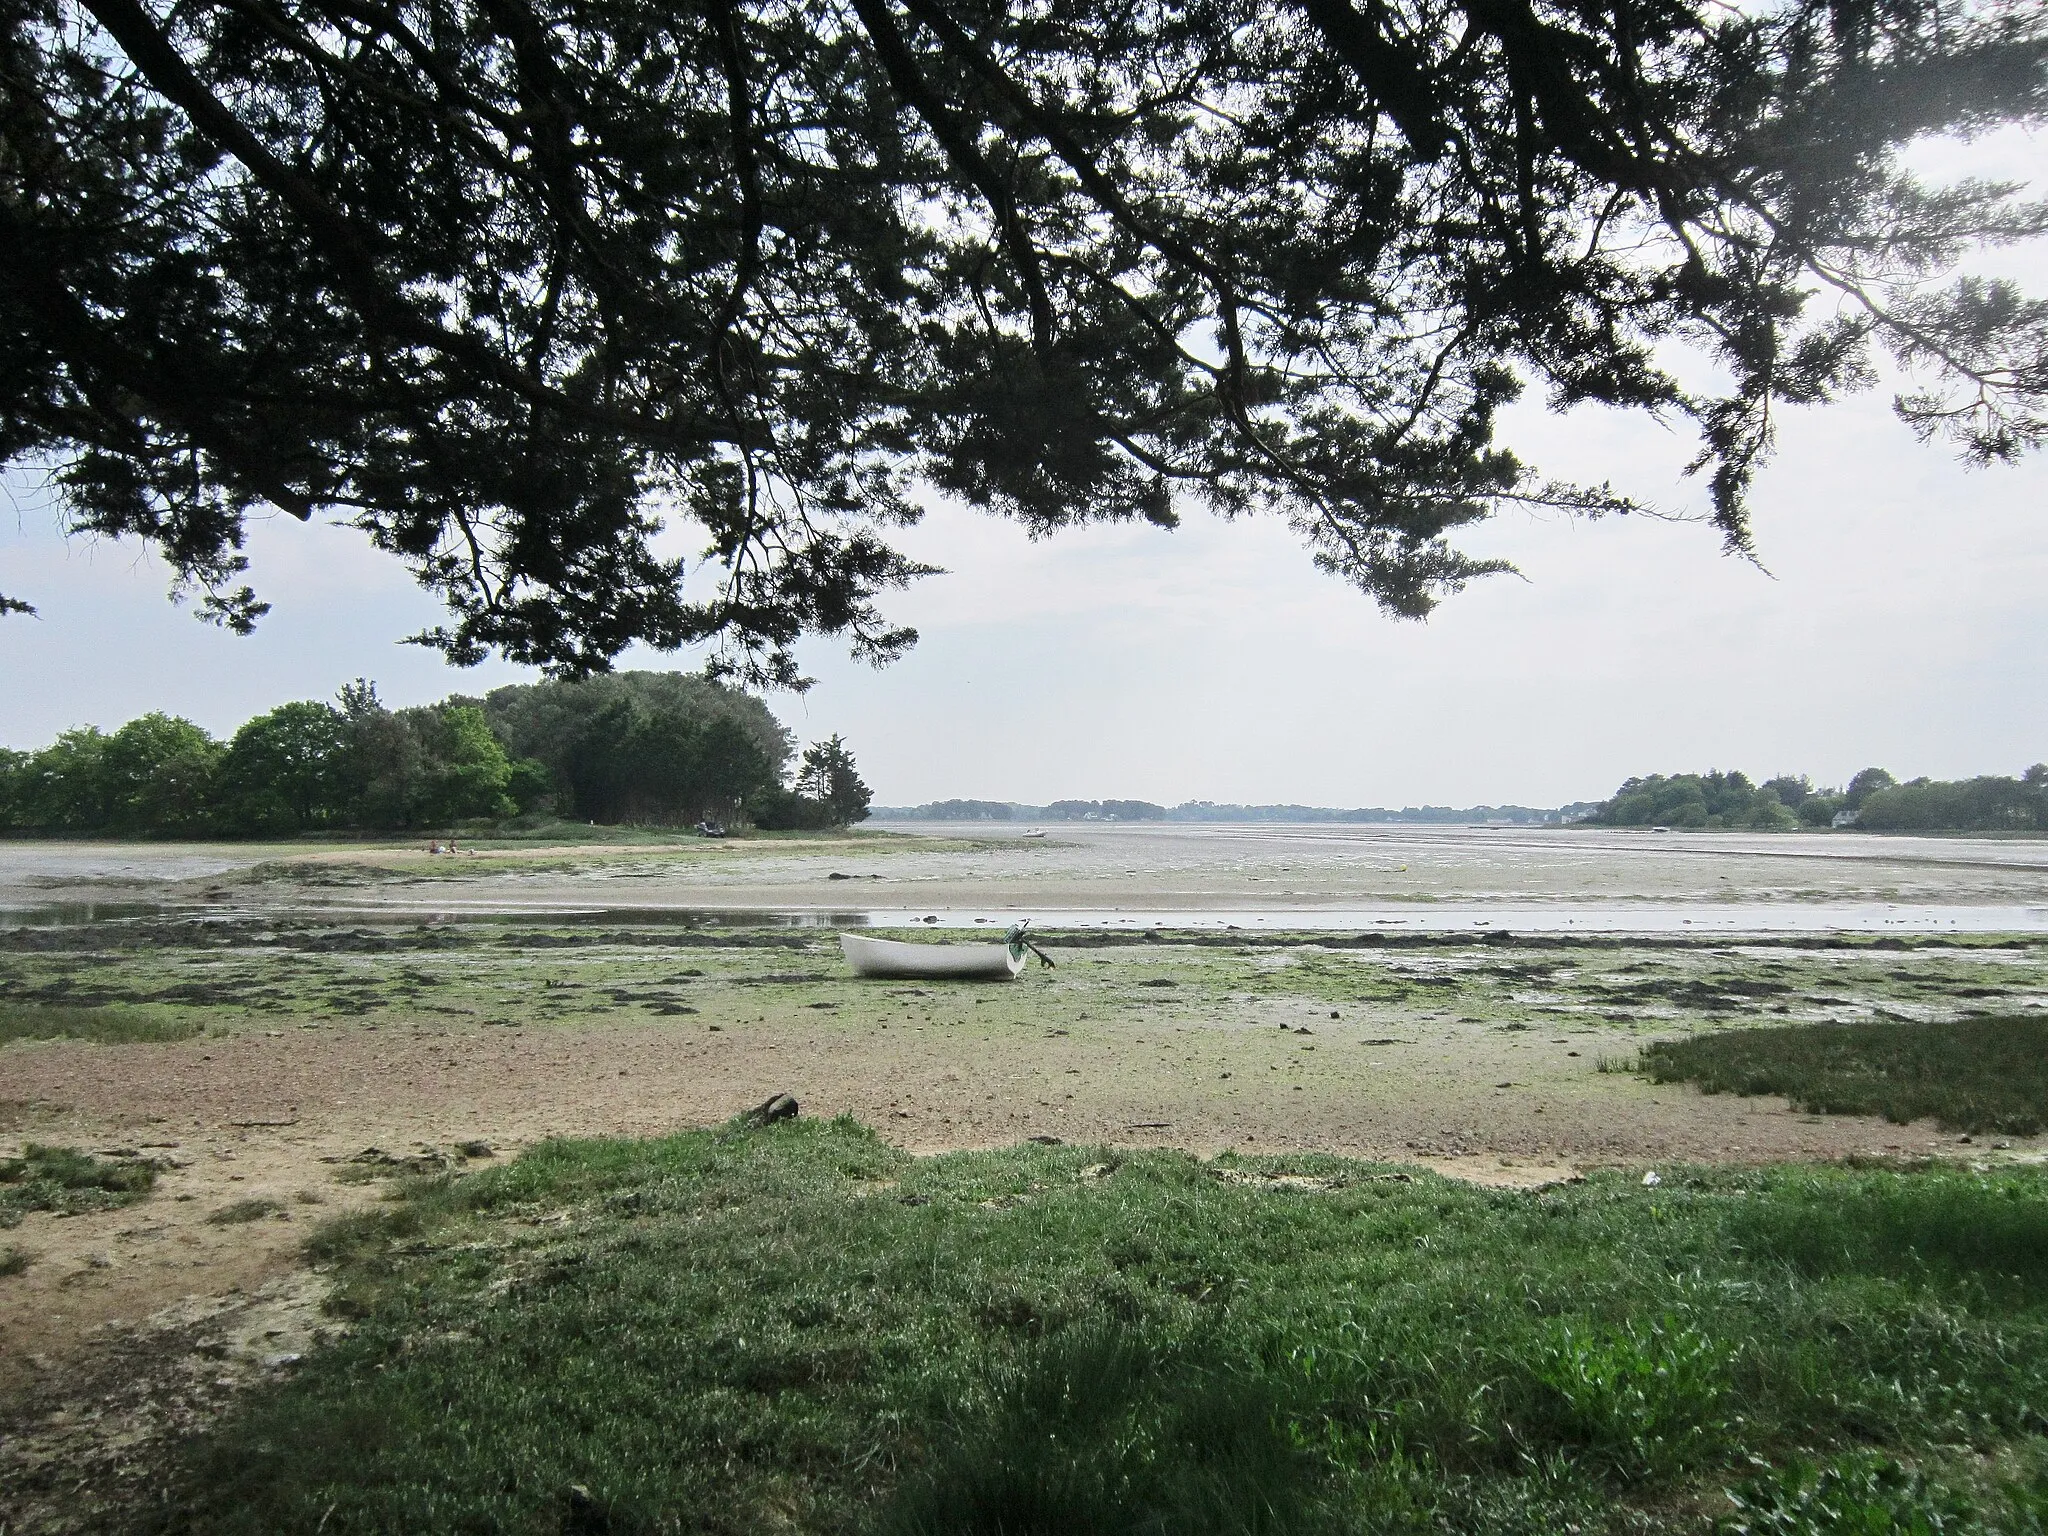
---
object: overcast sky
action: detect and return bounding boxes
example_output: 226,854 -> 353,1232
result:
5,139 -> 2043,811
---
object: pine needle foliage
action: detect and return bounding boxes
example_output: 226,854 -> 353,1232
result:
5,0 -> 2046,675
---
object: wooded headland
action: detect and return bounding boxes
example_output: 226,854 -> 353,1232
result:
0,674 -> 869,837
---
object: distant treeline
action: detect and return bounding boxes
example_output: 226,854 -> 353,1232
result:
1589,766 -> 2048,832
873,799 -> 1599,824
0,673 -> 869,837
883,769 -> 2048,833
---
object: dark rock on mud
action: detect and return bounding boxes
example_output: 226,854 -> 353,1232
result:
743,1094 -> 800,1128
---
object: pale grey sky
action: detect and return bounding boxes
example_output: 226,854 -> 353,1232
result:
5,135 -> 2043,810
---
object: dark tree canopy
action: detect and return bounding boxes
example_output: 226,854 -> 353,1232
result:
793,732 -> 873,824
5,0 -> 2045,679
0,671 -> 872,831
483,670 -> 794,821
1587,762 -> 2048,830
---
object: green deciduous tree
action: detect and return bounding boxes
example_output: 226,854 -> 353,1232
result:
12,727 -> 114,831
1796,792 -> 1847,828
5,715 -> 227,834
504,758 -> 556,817
0,672 -> 790,834
331,689 -> 518,829
1857,773 -> 2047,832
1046,800 -> 1168,822
4,0 -> 2044,677
412,706 -> 517,826
0,748 -> 25,828
1595,770 -> 1799,829
1595,763 -> 2048,832
100,712 -> 222,834
1844,767 -> 1899,810
219,701 -> 349,833
1762,776 -> 1813,812
1745,787 -> 1798,831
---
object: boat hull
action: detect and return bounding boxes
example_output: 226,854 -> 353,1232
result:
840,932 -> 1025,980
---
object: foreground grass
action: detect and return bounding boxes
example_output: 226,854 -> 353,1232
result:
0,1000 -> 202,1046
149,1122 -> 2048,1534
1642,1015 -> 2048,1135
0,1144 -> 159,1226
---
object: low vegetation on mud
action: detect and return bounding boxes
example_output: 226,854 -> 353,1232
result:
1640,1016 -> 2048,1135
138,1119 -> 2048,1535
1,919 -> 2042,1046
0,1001 -> 203,1046
1,1144 -> 160,1226
210,828 -> 999,887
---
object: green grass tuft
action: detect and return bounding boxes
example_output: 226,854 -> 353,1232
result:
142,1124 -> 2048,1535
1731,1171 -> 2048,1288
1718,1450 -> 2047,1535
0,1144 -> 160,1226
1639,1016 -> 2048,1134
206,1198 -> 286,1225
1529,1314 -> 1734,1481
0,1002 -> 203,1047
0,1243 -> 29,1276
875,1325 -> 1329,1536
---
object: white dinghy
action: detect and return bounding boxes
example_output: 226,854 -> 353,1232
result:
839,923 -> 1052,981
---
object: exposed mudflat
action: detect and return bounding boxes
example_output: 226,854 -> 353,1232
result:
7,822 -> 2048,925
4,830 -> 2047,1533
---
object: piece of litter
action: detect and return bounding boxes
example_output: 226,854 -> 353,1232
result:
1641,1171 -> 1661,1188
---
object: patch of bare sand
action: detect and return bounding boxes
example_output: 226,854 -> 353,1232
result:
0,1271 -> 335,1535
0,1110 -> 380,1535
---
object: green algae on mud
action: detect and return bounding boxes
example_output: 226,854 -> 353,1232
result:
7,914 -> 2046,1180
145,1120 -> 2048,1535
2,923 -> 2043,1047
0,1000 -> 203,1046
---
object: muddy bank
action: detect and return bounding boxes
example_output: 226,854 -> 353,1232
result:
9,824 -> 2048,930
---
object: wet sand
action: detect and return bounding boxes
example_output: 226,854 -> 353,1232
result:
8,823 -> 2048,927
